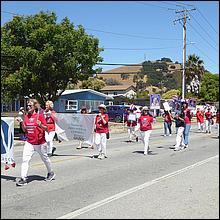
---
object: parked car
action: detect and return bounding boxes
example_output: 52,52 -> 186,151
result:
106,105 -> 130,123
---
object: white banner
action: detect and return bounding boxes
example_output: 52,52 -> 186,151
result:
163,101 -> 171,111
55,113 -> 96,145
1,117 -> 15,164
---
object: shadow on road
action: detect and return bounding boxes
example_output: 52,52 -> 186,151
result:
52,153 -> 92,158
132,150 -> 158,155
1,174 -> 45,183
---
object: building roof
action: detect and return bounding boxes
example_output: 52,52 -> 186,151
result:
101,85 -> 136,91
101,65 -> 142,74
61,89 -> 113,99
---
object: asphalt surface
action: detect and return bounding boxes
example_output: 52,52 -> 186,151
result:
1,125 -> 219,219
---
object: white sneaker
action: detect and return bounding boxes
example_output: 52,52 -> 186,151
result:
184,144 -> 189,148
97,153 -> 102,159
99,154 -> 105,160
169,134 -> 172,136
174,147 -> 181,151
164,134 -> 167,137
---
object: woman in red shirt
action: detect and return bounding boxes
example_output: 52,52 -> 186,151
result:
196,108 -> 205,132
162,110 -> 173,136
205,108 -> 213,134
216,109 -> 219,138
44,101 -> 57,157
94,104 -> 109,160
16,99 -> 55,186
138,106 -> 154,155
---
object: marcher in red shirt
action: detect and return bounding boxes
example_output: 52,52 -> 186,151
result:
138,106 -> 154,155
216,109 -> 219,138
16,99 -> 55,186
44,100 -> 57,157
205,108 -> 213,134
126,108 -> 138,142
94,104 -> 109,160
182,102 -> 193,149
162,110 -> 173,136
196,108 -> 205,132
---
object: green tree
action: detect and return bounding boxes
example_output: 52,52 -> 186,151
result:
199,71 -> 219,102
1,11 -> 103,105
161,89 -> 181,100
80,78 -> 106,91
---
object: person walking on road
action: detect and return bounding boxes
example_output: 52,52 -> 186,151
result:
196,108 -> 205,132
182,102 -> 193,149
126,108 -> 138,142
94,104 -> 109,160
216,109 -> 219,138
205,108 -> 213,134
173,112 -> 185,151
16,99 -> 55,186
44,101 -> 57,157
138,106 -> 154,155
162,110 -> 173,136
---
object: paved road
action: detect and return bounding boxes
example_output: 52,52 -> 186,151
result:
1,125 -> 219,219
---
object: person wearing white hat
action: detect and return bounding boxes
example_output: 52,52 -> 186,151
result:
94,104 -> 109,159
138,106 -> 154,155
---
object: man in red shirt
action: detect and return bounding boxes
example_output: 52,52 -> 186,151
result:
16,99 -> 55,186
94,104 -> 109,160
196,108 -> 205,132
138,106 -> 154,155
205,108 -> 213,134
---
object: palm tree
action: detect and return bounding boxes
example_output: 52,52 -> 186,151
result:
185,54 -> 205,81
185,54 -> 205,95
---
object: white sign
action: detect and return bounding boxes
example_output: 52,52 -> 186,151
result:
1,117 -> 15,164
128,114 -> 136,121
55,113 -> 96,145
163,102 -> 171,111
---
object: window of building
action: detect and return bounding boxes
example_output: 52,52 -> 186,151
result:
65,100 -> 78,110
113,92 -> 118,95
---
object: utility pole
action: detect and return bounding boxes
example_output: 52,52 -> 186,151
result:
173,7 -> 196,100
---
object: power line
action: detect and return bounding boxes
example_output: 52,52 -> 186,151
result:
102,46 -> 181,51
1,10 -> 183,41
188,22 -> 218,52
197,8 -> 218,35
135,1 -> 176,10
85,27 -> 183,41
173,1 -> 195,7
192,44 -> 218,65
173,2 -> 218,35
159,1 -> 186,8
189,13 -> 218,46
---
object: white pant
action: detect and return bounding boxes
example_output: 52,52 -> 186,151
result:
205,120 -> 212,133
95,133 -> 107,155
21,142 -> 52,179
45,131 -> 56,154
128,126 -> 137,141
197,122 -> 204,131
140,130 -> 152,154
175,127 -> 184,148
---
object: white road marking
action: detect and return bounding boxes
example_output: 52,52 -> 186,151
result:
57,154 -> 219,219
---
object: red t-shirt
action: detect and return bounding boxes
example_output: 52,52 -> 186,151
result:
164,114 -> 172,123
196,111 -> 204,123
138,115 -> 154,131
44,110 -> 56,132
205,111 -> 212,120
216,112 -> 219,124
184,108 -> 192,124
95,113 -> 109,133
23,113 -> 47,145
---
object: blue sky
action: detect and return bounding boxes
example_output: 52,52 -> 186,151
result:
1,1 -> 219,73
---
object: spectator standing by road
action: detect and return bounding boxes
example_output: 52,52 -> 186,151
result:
94,104 -> 109,160
205,108 -> 213,134
196,108 -> 205,132
44,101 -> 57,157
138,106 -> 154,155
16,99 -> 55,186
